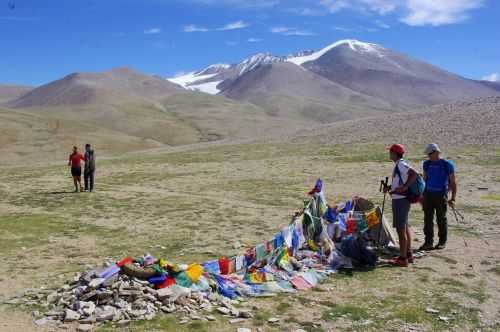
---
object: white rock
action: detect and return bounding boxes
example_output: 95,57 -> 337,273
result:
426,307 -> 440,314
82,302 -> 96,316
206,315 -> 216,321
96,306 -> 115,322
217,307 -> 231,315
64,309 -> 80,322
268,317 -> 280,323
237,328 -> 252,332
229,318 -> 246,324
77,324 -> 93,332
161,306 -> 176,313
88,278 -> 106,288
34,318 -> 48,326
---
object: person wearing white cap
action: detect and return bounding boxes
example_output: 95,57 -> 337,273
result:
419,143 -> 457,250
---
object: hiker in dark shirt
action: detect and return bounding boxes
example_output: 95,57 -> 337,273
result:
84,143 -> 96,192
419,143 -> 457,251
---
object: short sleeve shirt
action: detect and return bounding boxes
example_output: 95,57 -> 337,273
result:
392,159 -> 410,200
423,159 -> 455,194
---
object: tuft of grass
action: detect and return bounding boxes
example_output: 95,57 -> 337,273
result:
97,314 -> 211,332
440,277 -> 465,288
276,302 -> 291,313
482,194 -> 500,201
0,214 -> 122,254
321,304 -> 369,321
252,309 -> 272,327
433,254 -> 458,265
488,266 -> 500,276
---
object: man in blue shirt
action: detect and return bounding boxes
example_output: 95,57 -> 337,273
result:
419,143 -> 457,250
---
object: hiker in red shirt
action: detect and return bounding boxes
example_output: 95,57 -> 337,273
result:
68,146 -> 85,192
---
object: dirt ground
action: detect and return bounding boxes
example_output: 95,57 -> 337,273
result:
0,141 -> 499,332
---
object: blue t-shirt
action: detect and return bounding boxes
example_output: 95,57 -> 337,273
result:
423,159 -> 455,194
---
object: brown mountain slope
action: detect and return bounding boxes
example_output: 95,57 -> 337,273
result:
301,41 -> 500,108
290,96 -> 500,147
0,85 -> 32,103
220,62 -> 396,123
7,67 -> 183,108
0,107 -> 164,166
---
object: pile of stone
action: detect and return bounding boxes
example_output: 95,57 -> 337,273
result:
11,266 -> 254,330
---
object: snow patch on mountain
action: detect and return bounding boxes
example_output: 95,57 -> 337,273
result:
168,72 -> 217,88
287,39 -> 384,66
236,53 -> 283,76
188,81 -> 223,95
196,64 -> 232,76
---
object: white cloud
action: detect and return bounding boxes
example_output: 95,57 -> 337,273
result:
270,26 -> 317,36
218,20 -> 249,30
184,24 -> 209,32
401,0 -> 484,26
248,37 -> 263,42
362,0 -> 397,14
319,0 -> 351,13
188,0 -> 279,9
375,20 -> 390,28
482,73 -> 499,82
319,0 -> 397,14
144,28 -> 161,34
287,7 -> 326,16
318,0 -> 484,26
270,26 -> 290,33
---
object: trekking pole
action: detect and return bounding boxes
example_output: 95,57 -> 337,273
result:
451,207 -> 464,223
450,205 -> 472,247
377,177 -> 389,248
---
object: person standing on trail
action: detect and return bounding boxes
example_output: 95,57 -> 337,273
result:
384,144 -> 418,267
68,146 -> 85,192
419,143 -> 457,251
84,143 -> 96,192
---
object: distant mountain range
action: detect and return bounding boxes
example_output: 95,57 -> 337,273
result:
168,39 -> 499,109
1,39 -> 499,163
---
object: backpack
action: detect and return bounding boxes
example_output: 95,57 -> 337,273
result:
394,163 -> 426,204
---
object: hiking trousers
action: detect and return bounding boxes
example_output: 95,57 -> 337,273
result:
84,168 -> 95,191
422,191 -> 447,245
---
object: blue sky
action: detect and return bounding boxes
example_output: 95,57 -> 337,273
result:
1,0 -> 499,86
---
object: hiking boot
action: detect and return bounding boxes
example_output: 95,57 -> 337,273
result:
389,256 -> 408,267
407,253 -> 415,264
418,243 -> 434,251
434,243 -> 446,250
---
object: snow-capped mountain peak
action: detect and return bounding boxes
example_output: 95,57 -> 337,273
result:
287,39 -> 385,66
196,63 -> 232,76
167,40 -> 388,95
236,53 -> 283,76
